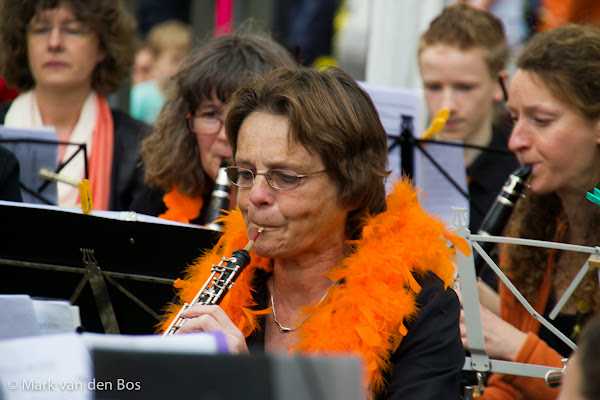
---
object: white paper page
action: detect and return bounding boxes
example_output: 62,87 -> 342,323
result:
358,82 -> 425,192
0,200 -> 201,228
415,141 -> 469,226
81,332 -> 227,354
0,295 -> 40,340
32,300 -> 80,335
0,332 -> 226,400
0,334 -> 92,400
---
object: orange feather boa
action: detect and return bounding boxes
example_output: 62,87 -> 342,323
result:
160,180 -> 466,395
159,188 -> 203,224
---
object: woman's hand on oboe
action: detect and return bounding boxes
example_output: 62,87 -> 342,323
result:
177,304 -> 249,354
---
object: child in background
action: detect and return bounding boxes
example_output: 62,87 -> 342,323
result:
132,44 -> 155,85
130,20 -> 192,124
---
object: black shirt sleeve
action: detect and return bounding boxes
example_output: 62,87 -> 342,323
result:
381,273 -> 464,400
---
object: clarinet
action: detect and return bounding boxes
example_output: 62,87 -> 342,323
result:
474,165 -> 532,275
204,161 -> 231,231
163,228 -> 263,336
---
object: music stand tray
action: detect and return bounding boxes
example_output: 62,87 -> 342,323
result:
0,201 -> 220,334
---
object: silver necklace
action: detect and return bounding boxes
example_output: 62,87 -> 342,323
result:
270,289 -> 331,334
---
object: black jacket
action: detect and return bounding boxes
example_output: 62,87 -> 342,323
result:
0,144 -> 22,201
247,270 -> 464,400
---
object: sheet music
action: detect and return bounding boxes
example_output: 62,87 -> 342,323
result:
32,299 -> 81,335
0,334 -> 92,400
359,81 -> 425,192
0,200 -> 202,229
0,332 -> 225,399
359,82 -> 470,226
0,126 -> 59,205
415,142 -> 469,225
0,295 -> 41,340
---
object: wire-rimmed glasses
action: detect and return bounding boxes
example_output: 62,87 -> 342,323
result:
225,166 -> 326,191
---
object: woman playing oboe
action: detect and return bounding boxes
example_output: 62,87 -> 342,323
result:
131,31 -> 296,225
161,67 -> 465,399
462,24 -> 600,400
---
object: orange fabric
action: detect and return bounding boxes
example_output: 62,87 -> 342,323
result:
160,180 -> 465,395
539,0 -> 600,31
88,96 -> 114,210
159,189 -> 204,223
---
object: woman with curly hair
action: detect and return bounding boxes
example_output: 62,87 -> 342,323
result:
131,31 -> 296,225
464,24 -> 600,400
0,0 -> 148,210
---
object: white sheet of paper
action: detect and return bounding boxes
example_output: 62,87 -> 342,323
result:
358,82 -> 470,226
32,299 -> 81,335
0,334 -> 92,400
0,295 -> 40,340
0,200 -> 201,228
358,82 -> 425,192
0,332 -> 225,400
415,141 -> 469,225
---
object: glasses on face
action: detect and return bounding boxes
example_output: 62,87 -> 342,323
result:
225,166 -> 327,191
186,108 -> 225,136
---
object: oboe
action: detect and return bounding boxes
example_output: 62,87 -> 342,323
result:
204,161 -> 231,231
163,227 -> 263,336
475,165 -> 532,276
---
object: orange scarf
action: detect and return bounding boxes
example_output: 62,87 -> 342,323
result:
161,180 -> 465,394
88,96 -> 114,210
159,189 -> 204,223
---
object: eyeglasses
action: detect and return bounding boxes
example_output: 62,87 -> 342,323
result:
225,166 -> 327,191
186,109 -> 224,136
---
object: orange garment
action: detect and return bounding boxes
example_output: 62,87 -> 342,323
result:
159,189 -> 203,224
539,0 -> 600,31
481,238 -> 567,399
160,180 -> 465,395
88,96 -> 114,210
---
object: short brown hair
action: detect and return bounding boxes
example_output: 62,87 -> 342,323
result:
419,4 -> 508,77
0,0 -> 136,95
226,67 -> 389,240
146,19 -> 192,58
141,31 -> 296,197
517,24 -> 600,121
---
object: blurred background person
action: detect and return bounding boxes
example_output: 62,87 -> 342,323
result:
559,315 -> 600,400
461,24 -> 600,400
131,31 -> 296,225
0,0 -> 148,211
418,4 -> 519,236
161,67 -> 464,399
131,43 -> 155,85
135,0 -> 191,38
130,20 -> 192,124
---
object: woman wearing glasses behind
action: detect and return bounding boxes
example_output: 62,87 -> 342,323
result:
131,31 -> 296,225
161,67 -> 465,399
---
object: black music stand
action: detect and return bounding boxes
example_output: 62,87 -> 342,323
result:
0,201 -> 220,334
0,126 -> 89,205
387,114 -> 515,220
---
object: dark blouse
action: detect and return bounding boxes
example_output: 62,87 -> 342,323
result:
246,269 -> 464,400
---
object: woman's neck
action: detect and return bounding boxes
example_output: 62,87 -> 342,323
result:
34,86 -> 92,140
271,244 -> 346,309
559,187 -> 596,244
